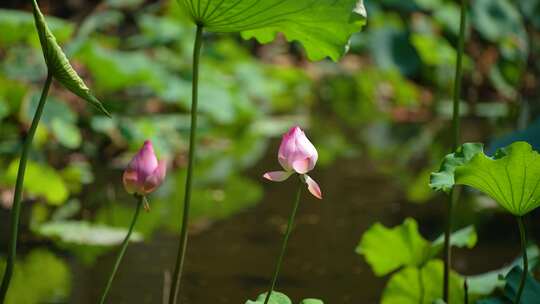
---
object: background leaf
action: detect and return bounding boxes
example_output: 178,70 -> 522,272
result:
3,160 -> 68,205
246,291 -> 292,304
381,260 -> 464,304
356,218 -> 430,276
357,218 -> 477,276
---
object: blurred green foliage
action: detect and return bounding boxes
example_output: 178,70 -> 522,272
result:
0,249 -> 71,304
0,0 -> 538,301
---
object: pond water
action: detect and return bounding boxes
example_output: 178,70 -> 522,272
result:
59,144 -> 529,304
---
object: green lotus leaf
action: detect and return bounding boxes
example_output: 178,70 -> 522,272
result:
477,266 -> 540,304
4,159 -> 68,205
245,291 -> 291,304
300,299 -> 324,304
179,0 -> 367,61
381,260 -> 464,304
31,0 -> 109,116
357,218 -> 429,276
36,221 -> 143,246
454,141 -> 540,216
430,143 -> 484,193
430,225 -> 477,254
468,246 -> 539,297
356,218 -> 477,276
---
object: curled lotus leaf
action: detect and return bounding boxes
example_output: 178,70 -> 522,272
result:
455,141 -> 540,216
32,0 -> 109,116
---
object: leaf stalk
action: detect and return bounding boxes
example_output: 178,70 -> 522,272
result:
515,216 -> 528,304
169,24 -> 204,304
443,0 -> 467,301
0,72 -> 53,303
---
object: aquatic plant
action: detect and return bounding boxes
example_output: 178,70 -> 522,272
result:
99,140 -> 166,304
0,1 -> 109,301
263,126 -> 322,199
168,1 -> 366,303
357,218 -> 477,303
259,126 -> 322,304
246,291 -> 323,304
440,0 -> 468,300
431,141 -> 540,303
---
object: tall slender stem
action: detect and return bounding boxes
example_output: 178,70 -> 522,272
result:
0,72 -> 53,303
443,189 -> 455,301
464,278 -> 469,304
452,0 -> 467,150
263,180 -> 303,304
169,24 -> 204,304
515,216 -> 528,304
418,266 -> 424,304
99,195 -> 144,304
443,0 -> 467,301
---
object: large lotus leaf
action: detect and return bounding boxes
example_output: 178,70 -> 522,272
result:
454,141 -> 540,216
245,291 -> 291,304
430,143 -> 484,193
31,0 -> 109,116
179,0 -> 367,61
381,260 -> 464,304
356,218 -> 477,276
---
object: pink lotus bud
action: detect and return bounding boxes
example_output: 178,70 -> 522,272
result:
278,126 -> 318,174
263,126 -> 322,199
123,140 -> 166,196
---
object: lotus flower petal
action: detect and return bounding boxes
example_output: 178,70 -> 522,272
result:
263,171 -> 293,182
304,175 -> 322,199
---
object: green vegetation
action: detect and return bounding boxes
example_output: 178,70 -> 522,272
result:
0,0 -> 538,303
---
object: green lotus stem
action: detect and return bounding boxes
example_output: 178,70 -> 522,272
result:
515,216 -> 528,304
418,266 -> 424,304
98,195 -> 143,304
169,24 -> 204,304
443,0 -> 467,301
464,278 -> 469,304
263,180 -> 303,304
0,72 -> 53,303
451,0 -> 466,149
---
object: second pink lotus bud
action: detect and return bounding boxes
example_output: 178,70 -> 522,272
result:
123,140 -> 167,196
